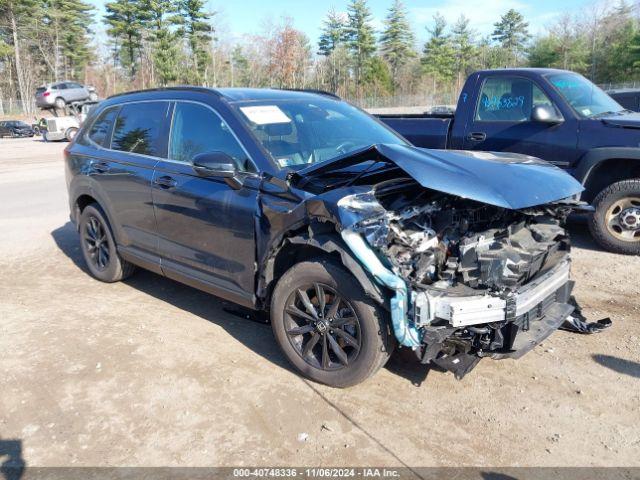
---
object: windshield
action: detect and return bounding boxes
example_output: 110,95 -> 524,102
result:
233,98 -> 406,168
547,73 -> 625,118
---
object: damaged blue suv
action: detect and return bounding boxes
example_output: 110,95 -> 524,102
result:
65,87 -> 594,387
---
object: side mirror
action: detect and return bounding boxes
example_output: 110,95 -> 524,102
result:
531,105 -> 563,124
192,151 -> 237,178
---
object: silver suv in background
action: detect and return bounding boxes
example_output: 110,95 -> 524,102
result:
35,81 -> 98,110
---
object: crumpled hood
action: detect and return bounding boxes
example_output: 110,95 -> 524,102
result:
600,112 -> 640,129
293,144 -> 583,210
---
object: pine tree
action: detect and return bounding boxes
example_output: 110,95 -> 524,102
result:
175,0 -> 211,84
143,0 -> 180,85
318,7 -> 347,56
318,8 -> 348,93
492,9 -> 530,65
379,0 -> 415,86
38,0 -> 94,80
60,0 -> 94,79
451,15 -> 476,89
421,13 -> 456,86
104,0 -> 147,79
344,0 -> 376,88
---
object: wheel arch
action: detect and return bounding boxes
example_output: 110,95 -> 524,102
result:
576,149 -> 640,202
70,186 -> 122,244
259,222 -> 386,312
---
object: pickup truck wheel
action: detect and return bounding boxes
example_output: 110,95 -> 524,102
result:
65,127 -> 78,142
589,179 -> 640,255
79,204 -> 136,282
271,259 -> 394,388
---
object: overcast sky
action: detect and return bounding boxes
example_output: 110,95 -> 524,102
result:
90,0 -> 591,45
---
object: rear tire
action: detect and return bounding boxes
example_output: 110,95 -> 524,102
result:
589,179 -> 640,255
271,259 -> 394,388
79,204 -> 136,282
54,97 -> 66,109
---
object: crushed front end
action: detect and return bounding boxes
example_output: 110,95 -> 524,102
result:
338,178 -> 588,378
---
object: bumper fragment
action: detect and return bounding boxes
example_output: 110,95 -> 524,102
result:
414,259 -> 572,328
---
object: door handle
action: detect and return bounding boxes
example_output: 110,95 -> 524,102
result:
467,132 -> 487,142
92,161 -> 110,173
154,175 -> 177,189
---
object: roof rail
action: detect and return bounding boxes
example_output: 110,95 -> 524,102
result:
278,88 -> 341,100
107,85 -> 221,100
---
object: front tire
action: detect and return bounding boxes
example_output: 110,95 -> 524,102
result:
65,127 -> 78,142
79,204 -> 136,282
589,179 -> 640,255
271,259 -> 394,388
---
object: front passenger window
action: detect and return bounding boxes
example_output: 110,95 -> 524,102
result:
169,102 -> 252,171
475,77 -> 555,122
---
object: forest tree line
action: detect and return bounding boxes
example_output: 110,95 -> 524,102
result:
1,0 -> 640,113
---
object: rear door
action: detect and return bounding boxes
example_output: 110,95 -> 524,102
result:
84,101 -> 171,269
462,75 -> 579,168
52,82 -> 68,102
151,101 -> 259,307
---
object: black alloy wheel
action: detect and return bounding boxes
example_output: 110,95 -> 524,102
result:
271,259 -> 394,387
283,282 -> 362,371
78,203 -> 136,282
83,214 -> 110,271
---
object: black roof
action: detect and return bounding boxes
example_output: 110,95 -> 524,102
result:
107,86 -> 339,102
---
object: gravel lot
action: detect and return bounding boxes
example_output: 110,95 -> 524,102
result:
1,137 -> 639,468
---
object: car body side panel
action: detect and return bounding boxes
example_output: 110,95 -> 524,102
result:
151,159 -> 259,305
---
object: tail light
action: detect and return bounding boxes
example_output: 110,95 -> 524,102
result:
43,91 -> 50,97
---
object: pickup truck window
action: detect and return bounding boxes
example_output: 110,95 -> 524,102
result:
476,77 -> 554,122
234,98 -> 406,168
169,102 -> 252,171
547,72 -> 624,118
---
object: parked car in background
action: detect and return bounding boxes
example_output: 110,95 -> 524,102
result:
607,88 -> 640,112
0,120 -> 35,138
35,81 -> 97,110
64,87 -> 595,387
378,68 -> 640,255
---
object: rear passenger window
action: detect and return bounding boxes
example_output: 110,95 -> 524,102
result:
112,102 -> 168,156
87,107 -> 118,147
169,102 -> 252,171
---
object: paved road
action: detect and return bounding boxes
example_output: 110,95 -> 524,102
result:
1,137 -> 639,468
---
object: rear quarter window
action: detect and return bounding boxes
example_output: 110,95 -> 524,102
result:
85,107 -> 119,147
111,102 -> 169,157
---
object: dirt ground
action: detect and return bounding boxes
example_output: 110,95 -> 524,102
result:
1,137 -> 639,468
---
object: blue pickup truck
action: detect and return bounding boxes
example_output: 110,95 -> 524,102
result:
378,68 -> 640,255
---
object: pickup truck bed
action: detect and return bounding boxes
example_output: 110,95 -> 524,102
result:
377,115 -> 451,149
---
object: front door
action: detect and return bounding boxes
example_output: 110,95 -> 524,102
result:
463,75 -> 579,168
152,101 -> 259,307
